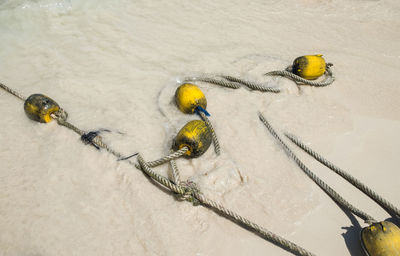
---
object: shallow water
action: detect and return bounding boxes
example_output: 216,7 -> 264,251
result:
0,0 -> 399,255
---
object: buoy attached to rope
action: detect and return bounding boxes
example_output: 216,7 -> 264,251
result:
24,94 -> 60,123
361,221 -> 400,256
174,83 -> 220,155
175,83 -> 207,114
173,120 -> 212,158
292,54 -> 326,80
265,54 -> 334,87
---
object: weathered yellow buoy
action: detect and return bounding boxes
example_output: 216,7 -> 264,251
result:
173,120 -> 212,158
175,83 -> 207,114
24,94 -> 60,123
361,221 -> 400,256
292,54 -> 326,80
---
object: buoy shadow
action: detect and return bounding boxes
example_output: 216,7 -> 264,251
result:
340,208 -> 366,256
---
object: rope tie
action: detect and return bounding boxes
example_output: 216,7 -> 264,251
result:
177,180 -> 201,206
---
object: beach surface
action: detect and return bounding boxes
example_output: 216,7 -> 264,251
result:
0,0 -> 399,255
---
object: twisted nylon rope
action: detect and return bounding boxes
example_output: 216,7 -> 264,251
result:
265,65 -> 335,87
258,113 -> 376,224
183,74 -> 281,93
137,154 -> 315,256
183,76 -> 241,89
0,82 -> 315,255
169,157 -> 181,185
0,82 -> 27,101
285,133 -> 400,219
221,75 -> 281,93
198,111 -> 220,155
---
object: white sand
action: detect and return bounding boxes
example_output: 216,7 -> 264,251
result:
0,0 -> 399,255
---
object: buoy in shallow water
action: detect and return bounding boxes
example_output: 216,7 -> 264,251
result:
361,221 -> 400,256
24,94 -> 60,123
292,54 -> 326,80
173,120 -> 212,158
175,83 -> 207,114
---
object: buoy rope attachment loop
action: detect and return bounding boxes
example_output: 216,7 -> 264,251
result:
284,133 -> 400,219
258,112 -> 376,225
264,63 -> 335,87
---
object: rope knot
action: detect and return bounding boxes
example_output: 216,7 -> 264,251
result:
178,180 -> 201,206
52,108 -> 68,123
195,106 -> 210,117
81,129 -> 110,150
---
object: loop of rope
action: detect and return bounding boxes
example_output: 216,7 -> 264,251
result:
265,64 -> 335,87
285,133 -> 400,219
1,82 -> 316,256
258,113 -> 376,225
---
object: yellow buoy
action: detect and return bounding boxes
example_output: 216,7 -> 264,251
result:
24,94 -> 60,123
361,221 -> 400,256
175,83 -> 207,114
173,120 -> 212,158
292,54 -> 326,80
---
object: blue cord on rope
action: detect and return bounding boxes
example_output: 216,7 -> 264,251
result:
195,106 -> 210,117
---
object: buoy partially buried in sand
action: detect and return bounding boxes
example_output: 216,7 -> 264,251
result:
361,221 -> 400,256
292,54 -> 327,80
175,83 -> 207,114
173,120 -> 212,158
24,94 -> 60,123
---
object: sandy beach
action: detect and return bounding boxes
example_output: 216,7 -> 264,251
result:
0,0 -> 399,255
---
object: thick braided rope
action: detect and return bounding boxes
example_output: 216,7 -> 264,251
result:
145,147 -> 189,168
0,82 -> 27,101
198,111 -> 221,155
221,75 -> 281,93
285,133 -> 400,219
169,157 -> 181,185
138,154 -> 315,256
194,192 -> 315,256
258,113 -> 376,224
183,76 -> 241,89
137,154 -> 187,195
265,66 -> 334,87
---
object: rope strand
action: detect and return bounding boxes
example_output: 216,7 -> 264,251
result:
138,154 -> 316,256
198,111 -> 221,155
285,132 -> 400,219
258,113 -> 376,224
221,75 -> 281,93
